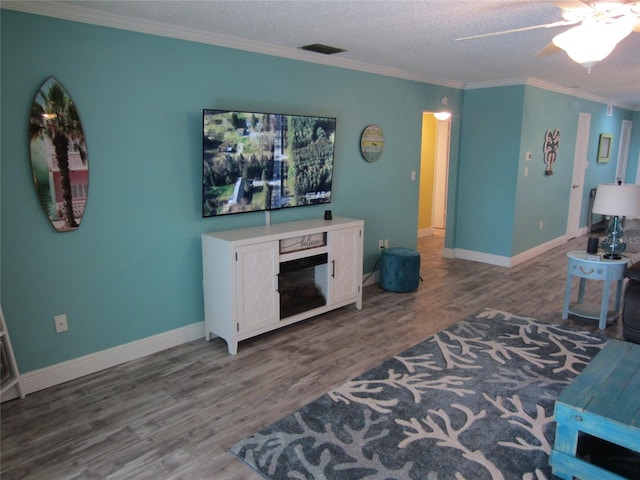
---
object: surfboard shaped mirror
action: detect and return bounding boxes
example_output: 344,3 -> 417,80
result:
29,77 -> 89,232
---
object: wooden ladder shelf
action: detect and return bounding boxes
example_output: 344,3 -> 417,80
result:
1,305 -> 25,401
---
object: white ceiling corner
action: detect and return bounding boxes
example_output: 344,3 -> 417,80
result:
2,0 -> 639,109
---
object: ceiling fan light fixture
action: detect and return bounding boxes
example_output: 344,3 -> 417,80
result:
551,16 -> 633,68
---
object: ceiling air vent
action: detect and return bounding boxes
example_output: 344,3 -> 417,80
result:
300,44 -> 346,55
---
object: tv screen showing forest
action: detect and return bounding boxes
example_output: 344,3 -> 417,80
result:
202,109 -> 336,217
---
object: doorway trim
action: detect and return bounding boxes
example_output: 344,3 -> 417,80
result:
616,119 -> 632,183
433,118 -> 450,230
566,112 -> 590,239
417,112 -> 451,239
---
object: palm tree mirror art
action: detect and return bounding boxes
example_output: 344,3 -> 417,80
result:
29,77 -> 89,232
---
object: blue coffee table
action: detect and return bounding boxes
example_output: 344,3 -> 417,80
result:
550,339 -> 640,479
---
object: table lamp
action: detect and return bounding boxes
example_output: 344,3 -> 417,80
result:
592,183 -> 640,259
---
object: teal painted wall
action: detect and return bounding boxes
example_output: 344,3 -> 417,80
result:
1,10 -> 637,375
1,11 -> 463,372
455,86 -> 524,256
514,87 -> 581,252
516,87 -> 635,254
457,84 -> 637,258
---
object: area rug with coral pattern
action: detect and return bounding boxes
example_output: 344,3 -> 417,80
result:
230,309 -> 607,479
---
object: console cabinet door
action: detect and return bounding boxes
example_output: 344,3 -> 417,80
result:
329,226 -> 362,305
235,242 -> 279,333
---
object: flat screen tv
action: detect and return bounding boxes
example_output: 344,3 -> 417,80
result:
203,109 -> 336,217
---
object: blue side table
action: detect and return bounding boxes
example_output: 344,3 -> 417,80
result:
562,251 -> 629,330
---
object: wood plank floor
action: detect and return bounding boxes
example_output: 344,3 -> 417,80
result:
2,232 -> 638,480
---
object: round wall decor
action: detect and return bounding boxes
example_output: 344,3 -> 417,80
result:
360,124 -> 384,163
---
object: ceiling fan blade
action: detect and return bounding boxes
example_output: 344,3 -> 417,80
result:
553,0 -> 640,13
535,42 -> 563,57
454,20 -> 575,42
550,0 -> 593,11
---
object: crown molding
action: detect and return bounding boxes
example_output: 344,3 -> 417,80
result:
465,77 -> 636,111
1,1 -> 463,89
3,1 -> 635,109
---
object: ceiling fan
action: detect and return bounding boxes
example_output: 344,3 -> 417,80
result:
455,1 -> 640,70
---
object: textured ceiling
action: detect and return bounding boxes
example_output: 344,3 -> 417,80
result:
4,0 -> 640,108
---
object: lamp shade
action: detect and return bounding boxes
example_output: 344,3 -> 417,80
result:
592,183 -> 640,217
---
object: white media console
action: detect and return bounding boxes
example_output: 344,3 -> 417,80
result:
202,217 -> 364,354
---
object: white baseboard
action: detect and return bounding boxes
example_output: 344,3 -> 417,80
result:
363,270 -> 379,287
2,231 -> 576,402
452,248 -> 513,267
450,234 -> 569,267
510,235 -> 569,266
6,322 -> 205,400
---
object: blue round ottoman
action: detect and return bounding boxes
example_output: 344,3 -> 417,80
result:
380,247 -> 421,292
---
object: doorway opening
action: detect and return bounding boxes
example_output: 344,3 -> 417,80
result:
566,112 -> 590,240
418,112 -> 451,240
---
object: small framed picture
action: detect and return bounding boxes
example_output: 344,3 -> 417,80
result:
597,134 -> 613,163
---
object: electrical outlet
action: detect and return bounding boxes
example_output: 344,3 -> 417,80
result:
54,314 -> 68,333
378,239 -> 384,251
539,220 -> 544,230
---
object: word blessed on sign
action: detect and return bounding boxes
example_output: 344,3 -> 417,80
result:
279,233 -> 327,254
